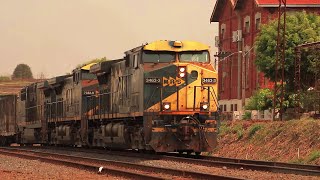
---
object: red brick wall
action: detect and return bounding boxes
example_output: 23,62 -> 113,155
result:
217,0 -> 320,101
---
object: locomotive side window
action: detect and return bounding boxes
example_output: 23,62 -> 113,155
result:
133,54 -> 139,68
142,51 -> 175,63
179,51 -> 209,63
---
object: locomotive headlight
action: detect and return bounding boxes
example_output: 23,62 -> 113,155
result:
178,66 -> 186,78
200,102 -> 209,111
163,102 -> 171,111
202,104 -> 208,110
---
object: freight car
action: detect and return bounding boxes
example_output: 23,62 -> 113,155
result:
0,95 -> 17,145
0,40 -> 219,154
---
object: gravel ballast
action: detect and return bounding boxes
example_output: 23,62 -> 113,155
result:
0,154 -> 126,180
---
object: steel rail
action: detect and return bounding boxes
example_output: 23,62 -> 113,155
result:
0,147 -> 242,180
0,148 -> 162,180
161,154 -> 320,176
14,146 -> 320,176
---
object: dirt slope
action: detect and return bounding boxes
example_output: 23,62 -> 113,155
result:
213,118 -> 320,165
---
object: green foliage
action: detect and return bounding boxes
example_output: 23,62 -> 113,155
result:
248,124 -> 262,138
218,123 -> 244,140
233,125 -> 244,140
300,91 -> 320,112
242,111 -> 252,120
218,122 -> 231,136
12,64 -> 33,79
0,76 -> 10,82
307,150 -> 320,162
255,11 -> 320,92
289,158 -> 304,164
245,88 -> 273,110
77,57 -> 108,68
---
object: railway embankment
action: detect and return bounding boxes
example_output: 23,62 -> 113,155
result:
213,118 -> 320,165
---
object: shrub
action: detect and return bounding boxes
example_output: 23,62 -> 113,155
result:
245,88 -> 273,110
243,111 -> 252,120
218,122 -> 231,136
237,129 -> 244,140
248,124 -> 263,138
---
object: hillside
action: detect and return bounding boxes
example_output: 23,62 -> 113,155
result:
213,118 -> 320,165
0,79 -> 42,95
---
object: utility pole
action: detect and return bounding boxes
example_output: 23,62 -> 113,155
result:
273,0 -> 286,121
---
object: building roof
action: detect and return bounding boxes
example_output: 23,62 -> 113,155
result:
256,0 -> 320,7
210,0 -> 320,22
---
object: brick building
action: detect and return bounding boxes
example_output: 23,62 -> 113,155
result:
210,0 -> 320,115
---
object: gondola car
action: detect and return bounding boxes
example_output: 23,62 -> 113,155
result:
0,95 -> 17,145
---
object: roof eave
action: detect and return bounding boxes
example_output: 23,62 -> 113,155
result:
210,0 -> 220,23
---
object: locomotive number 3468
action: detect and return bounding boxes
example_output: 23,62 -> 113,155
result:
145,77 -> 161,84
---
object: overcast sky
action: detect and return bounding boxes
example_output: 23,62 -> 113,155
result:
0,0 -> 218,78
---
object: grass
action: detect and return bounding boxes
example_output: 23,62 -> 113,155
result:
217,119 -> 320,165
248,124 -> 263,139
307,150 -> 320,163
237,129 -> 244,140
218,122 -> 231,136
232,124 -> 244,140
289,158 -> 305,164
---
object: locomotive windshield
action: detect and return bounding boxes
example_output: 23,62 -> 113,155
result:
179,51 -> 209,63
142,51 -> 175,63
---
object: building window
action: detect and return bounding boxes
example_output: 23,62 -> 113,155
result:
255,18 -> 261,30
231,104 -> 234,111
234,104 -> 238,111
221,28 -> 225,39
245,53 -> 250,88
244,16 -> 250,33
221,72 -> 226,92
245,21 -> 250,33
219,105 -> 223,112
255,12 -> 262,31
224,105 -> 227,112
220,23 -> 226,39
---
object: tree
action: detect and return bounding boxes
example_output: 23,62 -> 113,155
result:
245,88 -> 295,111
245,88 -> 273,110
12,64 -> 33,79
0,76 -> 10,82
255,11 -> 320,92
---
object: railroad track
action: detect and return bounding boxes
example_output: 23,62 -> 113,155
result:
161,153 -> 320,176
24,145 -> 320,177
0,147 -> 241,180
